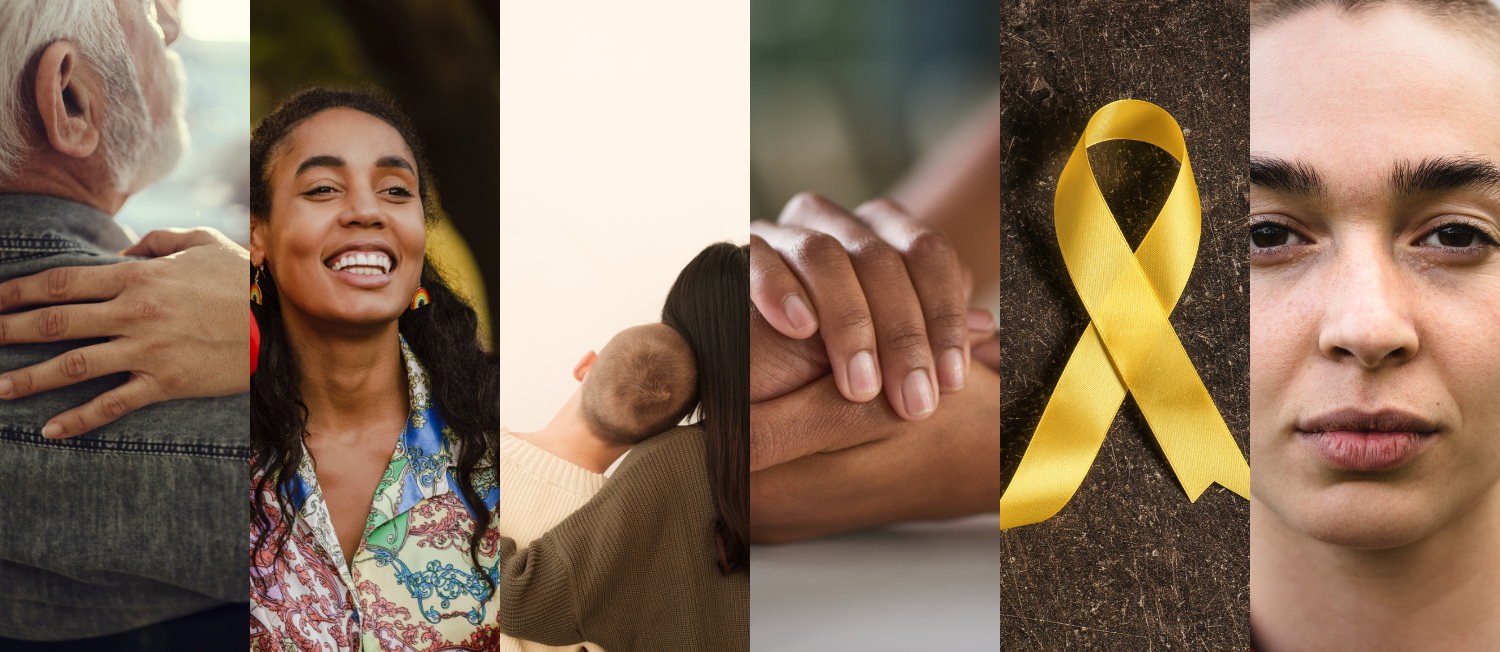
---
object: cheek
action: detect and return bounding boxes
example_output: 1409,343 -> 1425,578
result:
1250,272 -> 1319,416
1420,282 -> 1500,438
397,216 -> 426,283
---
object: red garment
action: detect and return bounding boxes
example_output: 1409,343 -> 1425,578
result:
250,312 -> 259,375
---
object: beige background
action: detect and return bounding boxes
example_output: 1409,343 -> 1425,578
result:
499,0 -> 748,430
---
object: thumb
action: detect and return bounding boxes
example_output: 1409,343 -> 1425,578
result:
120,228 -> 220,258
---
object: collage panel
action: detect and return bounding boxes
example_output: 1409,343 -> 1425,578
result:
247,1 -> 499,650
0,0 -> 251,649
497,0 -> 749,650
1248,0 -> 1500,649
747,0 -> 1001,649
998,0 -> 1251,649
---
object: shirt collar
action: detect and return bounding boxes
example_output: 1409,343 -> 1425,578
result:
0,194 -> 133,252
289,336 -> 498,526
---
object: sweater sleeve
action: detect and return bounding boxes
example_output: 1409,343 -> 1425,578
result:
497,533 -> 586,645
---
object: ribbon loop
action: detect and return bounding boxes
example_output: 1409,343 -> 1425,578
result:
1000,100 -> 1249,531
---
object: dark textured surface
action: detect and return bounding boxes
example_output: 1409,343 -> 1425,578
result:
999,1 -> 1250,650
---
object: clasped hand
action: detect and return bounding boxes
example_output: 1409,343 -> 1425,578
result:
750,193 -> 1001,544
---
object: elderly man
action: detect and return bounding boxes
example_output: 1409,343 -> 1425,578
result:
0,0 -> 248,646
1249,0 -> 1500,649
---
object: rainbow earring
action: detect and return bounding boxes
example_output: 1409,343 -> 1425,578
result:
411,287 -> 430,310
250,266 -> 263,305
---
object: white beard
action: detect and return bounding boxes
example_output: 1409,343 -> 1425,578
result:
103,46 -> 188,194
124,48 -> 188,194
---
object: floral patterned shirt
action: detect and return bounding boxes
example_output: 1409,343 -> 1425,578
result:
251,338 -> 500,652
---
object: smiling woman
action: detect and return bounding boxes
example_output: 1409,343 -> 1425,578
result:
246,87 -> 499,651
1248,1 -> 1500,649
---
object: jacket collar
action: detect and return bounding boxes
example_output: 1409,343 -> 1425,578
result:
0,194 -> 133,253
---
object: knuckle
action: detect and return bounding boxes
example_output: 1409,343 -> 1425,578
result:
99,392 -> 131,419
62,350 -> 89,379
44,267 -> 74,299
37,308 -> 68,339
847,238 -> 902,271
835,306 -> 874,334
10,369 -> 33,394
925,306 -> 969,333
783,191 -> 835,219
904,229 -> 955,263
789,231 -> 846,268
119,261 -> 151,285
883,320 -> 930,352
132,297 -> 167,321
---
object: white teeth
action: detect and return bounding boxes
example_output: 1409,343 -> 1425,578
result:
328,251 -> 392,274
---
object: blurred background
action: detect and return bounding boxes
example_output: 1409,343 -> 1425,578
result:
249,0 -> 497,348
116,0 -> 249,244
751,0 -> 998,222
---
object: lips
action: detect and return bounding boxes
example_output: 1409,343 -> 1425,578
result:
1297,409 -> 1439,472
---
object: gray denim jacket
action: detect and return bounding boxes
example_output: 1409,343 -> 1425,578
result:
0,194 -> 248,641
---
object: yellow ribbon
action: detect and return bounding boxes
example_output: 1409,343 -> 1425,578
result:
999,100 -> 1249,530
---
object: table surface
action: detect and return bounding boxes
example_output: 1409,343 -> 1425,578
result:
750,513 -> 1000,651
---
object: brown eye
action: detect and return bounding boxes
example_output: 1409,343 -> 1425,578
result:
1251,223 -> 1290,248
1417,223 -> 1498,251
1435,225 -> 1476,247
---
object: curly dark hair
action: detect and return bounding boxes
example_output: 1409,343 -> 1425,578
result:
248,87 -> 497,597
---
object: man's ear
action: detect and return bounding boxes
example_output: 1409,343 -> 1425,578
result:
35,41 -> 101,159
249,217 -> 267,267
573,350 -> 598,382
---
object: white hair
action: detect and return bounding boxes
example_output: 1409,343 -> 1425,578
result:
0,0 -> 181,192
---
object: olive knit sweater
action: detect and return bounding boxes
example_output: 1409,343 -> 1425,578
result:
498,425 -> 750,651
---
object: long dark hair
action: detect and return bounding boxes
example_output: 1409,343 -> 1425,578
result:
661,242 -> 749,574
248,87 -> 498,596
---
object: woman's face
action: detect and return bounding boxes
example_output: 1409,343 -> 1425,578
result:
1250,8 -> 1500,548
252,108 -> 426,329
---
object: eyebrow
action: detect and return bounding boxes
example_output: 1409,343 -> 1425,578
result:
294,155 -> 344,176
1250,155 -> 1326,197
293,155 -> 416,176
374,155 -> 415,175
1389,156 -> 1500,200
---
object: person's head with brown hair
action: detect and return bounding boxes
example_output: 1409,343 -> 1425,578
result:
580,323 -> 698,445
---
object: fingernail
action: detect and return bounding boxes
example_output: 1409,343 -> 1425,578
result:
0,377 -> 11,398
968,310 -> 995,332
938,348 -> 966,391
783,294 -> 817,333
42,422 -> 63,439
903,369 -> 935,416
847,351 -> 880,398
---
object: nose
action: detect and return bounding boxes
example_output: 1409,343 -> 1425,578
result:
155,0 -> 180,46
1317,248 -> 1419,369
340,185 -> 386,229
